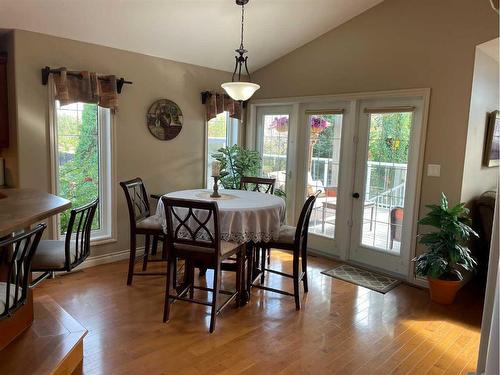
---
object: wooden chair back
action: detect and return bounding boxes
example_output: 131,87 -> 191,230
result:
65,198 -> 98,271
293,191 -> 320,249
120,178 -> 151,230
0,224 -> 46,320
162,197 -> 221,259
239,176 -> 276,194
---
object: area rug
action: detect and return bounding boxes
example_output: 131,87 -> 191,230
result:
321,264 -> 401,294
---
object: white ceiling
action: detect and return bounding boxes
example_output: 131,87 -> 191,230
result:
0,0 -> 383,72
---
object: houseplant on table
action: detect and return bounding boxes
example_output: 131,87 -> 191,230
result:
413,193 -> 478,304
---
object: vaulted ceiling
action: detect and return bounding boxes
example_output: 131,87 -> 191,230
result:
0,0 -> 383,72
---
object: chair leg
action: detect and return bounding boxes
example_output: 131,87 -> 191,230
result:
163,253 -> 176,323
246,244 -> 254,302
161,236 -> 168,261
235,249 -> 243,308
209,264 -> 221,333
260,246 -> 266,284
142,235 -> 150,271
127,233 -> 137,285
293,252 -> 300,310
151,235 -> 158,256
301,248 -> 309,293
199,266 -> 207,277
267,248 -> 271,265
189,261 -> 195,299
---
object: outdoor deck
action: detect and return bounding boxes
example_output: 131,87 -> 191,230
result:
309,202 -> 401,253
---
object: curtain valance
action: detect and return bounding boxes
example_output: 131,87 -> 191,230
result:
204,91 -> 242,122
50,67 -> 119,110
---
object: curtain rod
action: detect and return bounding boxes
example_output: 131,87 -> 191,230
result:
40,66 -> 132,94
201,90 -> 248,108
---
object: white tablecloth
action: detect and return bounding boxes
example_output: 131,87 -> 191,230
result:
156,189 -> 286,243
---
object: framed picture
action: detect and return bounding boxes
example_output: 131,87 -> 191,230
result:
483,110 -> 500,167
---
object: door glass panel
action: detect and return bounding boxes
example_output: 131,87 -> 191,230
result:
306,114 -> 343,238
361,112 -> 412,253
262,115 -> 289,194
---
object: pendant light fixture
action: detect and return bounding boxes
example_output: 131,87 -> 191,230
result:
221,0 -> 260,102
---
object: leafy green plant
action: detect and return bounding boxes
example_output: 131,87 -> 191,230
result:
274,188 -> 286,198
413,193 -> 478,281
212,145 -> 261,189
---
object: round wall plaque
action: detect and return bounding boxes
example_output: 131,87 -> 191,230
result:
146,99 -> 183,140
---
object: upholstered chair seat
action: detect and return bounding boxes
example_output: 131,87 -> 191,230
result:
32,240 -> 76,269
275,225 -> 296,245
174,241 -> 240,257
0,282 -> 22,315
136,215 -> 162,230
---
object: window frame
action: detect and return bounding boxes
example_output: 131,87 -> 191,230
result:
49,99 -> 115,242
204,111 -> 239,188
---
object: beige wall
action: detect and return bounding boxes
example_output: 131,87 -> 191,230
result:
9,29 -> 232,257
252,0 -> 498,214
461,45 -> 499,203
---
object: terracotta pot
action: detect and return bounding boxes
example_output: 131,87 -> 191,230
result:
427,277 -> 461,304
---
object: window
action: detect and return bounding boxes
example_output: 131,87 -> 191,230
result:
206,112 -> 238,188
53,101 -> 112,240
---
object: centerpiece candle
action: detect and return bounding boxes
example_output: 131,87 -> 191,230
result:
211,160 -> 221,177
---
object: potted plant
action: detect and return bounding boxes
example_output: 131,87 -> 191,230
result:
413,193 -> 478,304
212,145 -> 261,189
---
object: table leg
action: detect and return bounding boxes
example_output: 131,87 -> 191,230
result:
240,241 -> 254,304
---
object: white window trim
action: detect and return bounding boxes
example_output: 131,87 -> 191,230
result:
48,78 -> 116,242
204,111 -> 239,188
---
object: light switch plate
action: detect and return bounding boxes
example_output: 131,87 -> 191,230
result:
427,164 -> 441,177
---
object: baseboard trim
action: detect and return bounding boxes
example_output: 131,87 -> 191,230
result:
79,247 -> 144,270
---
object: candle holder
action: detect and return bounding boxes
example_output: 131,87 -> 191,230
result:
211,176 -> 221,198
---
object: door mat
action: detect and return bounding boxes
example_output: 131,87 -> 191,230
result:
321,264 -> 401,294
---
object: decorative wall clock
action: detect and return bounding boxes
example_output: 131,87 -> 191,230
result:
146,99 -> 183,140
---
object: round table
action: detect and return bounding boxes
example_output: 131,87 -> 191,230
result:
156,189 -> 286,243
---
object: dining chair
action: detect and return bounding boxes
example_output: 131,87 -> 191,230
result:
31,199 -> 98,286
239,176 -> 276,268
162,197 -> 245,333
120,178 -> 165,285
0,224 -> 46,320
254,192 -> 319,310
390,206 -> 404,250
239,176 -> 276,194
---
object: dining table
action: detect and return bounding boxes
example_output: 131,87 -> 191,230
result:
0,188 -> 71,351
155,188 -> 286,301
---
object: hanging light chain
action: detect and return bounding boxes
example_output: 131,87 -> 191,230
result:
240,3 -> 245,50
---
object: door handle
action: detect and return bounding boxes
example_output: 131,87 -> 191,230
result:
352,192 -> 360,199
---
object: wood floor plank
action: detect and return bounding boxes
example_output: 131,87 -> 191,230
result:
32,251 -> 483,374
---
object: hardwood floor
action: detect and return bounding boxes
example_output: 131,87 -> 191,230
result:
33,252 -> 484,375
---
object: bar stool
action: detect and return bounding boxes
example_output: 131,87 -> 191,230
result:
1,224 -> 46,319
31,199 -> 98,285
120,178 -> 165,285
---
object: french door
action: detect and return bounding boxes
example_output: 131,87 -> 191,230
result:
348,98 -> 424,276
251,92 -> 427,279
255,105 -> 297,221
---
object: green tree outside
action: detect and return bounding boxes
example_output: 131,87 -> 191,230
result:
58,103 -> 100,234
